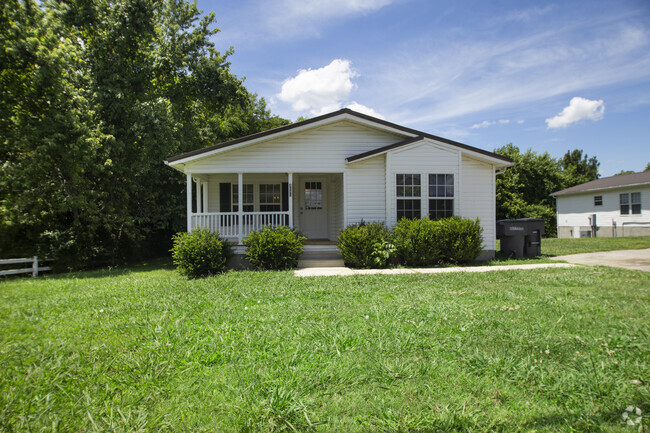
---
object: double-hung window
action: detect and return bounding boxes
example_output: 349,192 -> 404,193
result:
428,174 -> 454,219
620,192 -> 641,215
232,184 -> 254,212
594,195 -> 602,206
259,184 -> 281,211
631,192 -> 641,214
620,193 -> 630,214
396,174 -> 421,220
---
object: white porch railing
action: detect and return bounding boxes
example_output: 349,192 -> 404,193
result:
190,212 -> 290,242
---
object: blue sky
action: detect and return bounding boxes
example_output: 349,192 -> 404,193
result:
197,0 -> 650,176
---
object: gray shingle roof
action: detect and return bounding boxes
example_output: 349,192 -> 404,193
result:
552,171 -> 650,196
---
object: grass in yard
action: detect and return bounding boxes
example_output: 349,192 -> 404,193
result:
541,236 -> 650,257
1,265 -> 649,432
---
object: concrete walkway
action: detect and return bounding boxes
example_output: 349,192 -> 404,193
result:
295,262 -> 576,277
552,248 -> 650,272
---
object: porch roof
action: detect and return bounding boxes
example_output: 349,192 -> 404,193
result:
164,108 -> 513,167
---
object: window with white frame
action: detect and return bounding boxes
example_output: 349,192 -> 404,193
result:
396,174 -> 421,220
620,193 -> 630,214
594,195 -> 602,206
428,174 -> 454,219
259,184 -> 281,211
232,184 -> 254,212
631,192 -> 641,214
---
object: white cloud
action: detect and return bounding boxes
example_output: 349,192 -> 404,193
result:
276,59 -> 358,115
470,120 -> 494,129
346,102 -> 385,119
470,119 -> 510,129
545,97 -> 605,128
266,0 -> 393,38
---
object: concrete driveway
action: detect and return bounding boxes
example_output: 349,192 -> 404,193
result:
553,248 -> 650,272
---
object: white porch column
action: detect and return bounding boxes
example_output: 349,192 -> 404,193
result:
186,174 -> 192,232
202,180 -> 209,213
195,179 -> 202,214
237,173 -> 243,243
288,173 -> 293,228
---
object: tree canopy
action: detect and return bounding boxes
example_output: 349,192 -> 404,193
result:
1,0 -> 288,268
494,145 -> 600,236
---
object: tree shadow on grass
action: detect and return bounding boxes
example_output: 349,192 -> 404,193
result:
39,257 -> 175,281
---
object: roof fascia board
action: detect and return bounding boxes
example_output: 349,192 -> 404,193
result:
552,181 -> 650,197
390,137 -> 460,156
347,136 -> 512,167
167,117 -> 338,166
167,112 -> 415,167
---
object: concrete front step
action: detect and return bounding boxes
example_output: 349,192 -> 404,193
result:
298,258 -> 346,268
298,251 -> 344,268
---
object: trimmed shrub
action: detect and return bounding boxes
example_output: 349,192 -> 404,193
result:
244,226 -> 306,270
337,222 -> 394,268
393,217 -> 484,266
171,228 -> 233,278
437,217 -> 484,264
392,218 -> 443,266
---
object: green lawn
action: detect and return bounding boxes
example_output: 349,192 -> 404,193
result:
541,236 -> 650,257
1,264 -> 649,432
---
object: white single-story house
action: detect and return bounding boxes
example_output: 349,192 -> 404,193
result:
552,171 -> 650,238
164,108 -> 513,258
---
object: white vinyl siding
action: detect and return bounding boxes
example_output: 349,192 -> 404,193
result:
346,155 -> 386,225
461,155 -> 496,250
556,186 -> 650,236
184,121 -> 405,174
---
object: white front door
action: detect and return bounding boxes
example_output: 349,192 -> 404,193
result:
300,177 -> 328,238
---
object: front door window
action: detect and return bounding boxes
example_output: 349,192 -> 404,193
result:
305,182 -> 322,209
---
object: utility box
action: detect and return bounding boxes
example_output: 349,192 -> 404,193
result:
496,218 -> 545,258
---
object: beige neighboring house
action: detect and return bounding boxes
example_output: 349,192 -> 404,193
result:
552,171 -> 650,238
164,108 -> 513,258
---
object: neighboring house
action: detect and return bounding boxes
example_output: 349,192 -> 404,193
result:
164,108 -> 513,258
552,171 -> 650,238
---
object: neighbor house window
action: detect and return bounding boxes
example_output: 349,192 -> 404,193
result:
631,192 -> 641,214
232,184 -> 254,212
620,193 -> 630,215
396,174 -> 421,220
594,195 -> 602,206
429,174 -> 454,219
259,184 -> 281,211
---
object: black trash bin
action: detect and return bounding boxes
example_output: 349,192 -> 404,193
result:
496,218 -> 545,258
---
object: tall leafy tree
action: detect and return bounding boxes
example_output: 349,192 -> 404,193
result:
559,149 -> 599,188
494,144 -> 562,236
1,0 -> 288,268
494,145 -> 602,237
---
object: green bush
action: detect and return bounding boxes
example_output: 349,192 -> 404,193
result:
337,222 -> 394,268
171,228 -> 233,278
393,217 -> 484,266
436,217 -> 484,264
392,218 -> 443,266
244,226 -> 306,270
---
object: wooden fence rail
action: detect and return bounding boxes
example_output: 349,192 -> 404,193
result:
0,256 -> 52,277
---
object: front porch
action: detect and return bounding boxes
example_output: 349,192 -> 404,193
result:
186,172 -> 344,244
